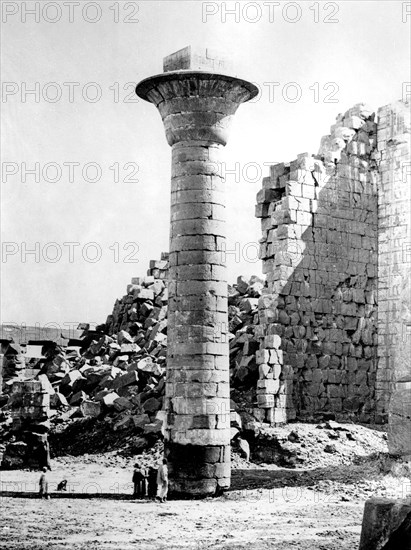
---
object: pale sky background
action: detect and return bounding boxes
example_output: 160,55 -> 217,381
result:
1,0 -> 410,328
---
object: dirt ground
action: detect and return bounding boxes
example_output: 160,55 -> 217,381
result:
0,488 -> 362,550
1,424 -> 409,550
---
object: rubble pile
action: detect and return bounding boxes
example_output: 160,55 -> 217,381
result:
0,256 -> 265,467
228,275 -> 262,388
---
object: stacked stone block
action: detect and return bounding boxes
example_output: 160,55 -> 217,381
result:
2,379 -> 51,469
148,253 -> 169,280
9,380 -> 50,433
136,47 -> 257,496
1,344 -> 26,388
255,104 -> 379,423
376,100 -> 411,457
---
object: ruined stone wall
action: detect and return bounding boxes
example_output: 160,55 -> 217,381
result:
376,101 -> 411,454
1,379 -> 51,469
255,104 -> 380,424
376,101 -> 411,393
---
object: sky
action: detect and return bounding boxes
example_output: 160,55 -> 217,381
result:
1,0 -> 410,328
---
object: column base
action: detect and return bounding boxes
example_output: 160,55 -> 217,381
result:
165,442 -> 230,497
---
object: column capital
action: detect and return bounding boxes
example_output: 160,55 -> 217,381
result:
136,47 -> 258,146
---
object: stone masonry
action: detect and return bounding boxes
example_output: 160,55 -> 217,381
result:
377,101 -> 411,459
2,378 -> 51,469
255,101 -> 410,426
136,46 -> 257,496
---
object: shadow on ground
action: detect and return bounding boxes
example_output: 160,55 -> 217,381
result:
229,452 -> 390,492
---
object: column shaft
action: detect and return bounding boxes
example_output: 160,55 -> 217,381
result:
165,141 -> 230,495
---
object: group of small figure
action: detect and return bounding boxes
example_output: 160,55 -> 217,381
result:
133,459 -> 168,503
38,459 -> 169,502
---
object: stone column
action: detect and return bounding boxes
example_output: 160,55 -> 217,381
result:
136,46 -> 257,496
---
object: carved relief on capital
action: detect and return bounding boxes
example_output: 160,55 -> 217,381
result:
137,73 -> 257,146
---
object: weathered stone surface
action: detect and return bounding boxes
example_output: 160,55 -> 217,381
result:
143,419 -> 163,434
111,370 -> 139,391
359,497 -> 411,550
101,392 -> 120,407
113,414 -> 133,431
142,397 -> 162,414
163,46 -> 234,74
113,397 -> 133,412
50,392 -> 69,409
80,400 -> 101,418
377,100 -> 411,435
253,101 -> 411,425
69,390 -> 87,406
387,378 -> 411,459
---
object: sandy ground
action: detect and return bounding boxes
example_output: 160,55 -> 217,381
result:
1,423 -> 409,549
0,456 -> 408,550
0,492 -> 361,550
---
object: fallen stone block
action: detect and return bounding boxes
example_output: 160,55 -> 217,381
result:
102,392 -> 120,407
60,370 -> 86,393
136,357 -> 154,372
239,298 -> 258,313
50,392 -> 69,409
94,389 -> 111,401
142,397 -> 161,414
143,419 -> 162,434
117,330 -> 133,344
150,280 -> 165,296
359,497 -> 411,550
134,288 -> 155,301
236,276 -> 249,295
112,370 -> 139,391
113,414 -> 133,431
132,414 -> 151,430
113,397 -> 133,412
113,355 -> 129,368
46,355 -> 70,376
120,343 -> 141,354
80,400 -> 101,417
69,391 -> 88,406
136,358 -> 164,376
